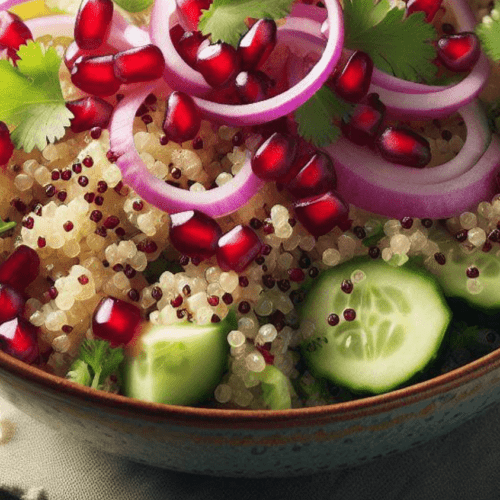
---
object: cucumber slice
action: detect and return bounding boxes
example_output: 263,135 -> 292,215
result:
123,313 -> 236,405
299,258 -> 451,394
427,237 -> 500,311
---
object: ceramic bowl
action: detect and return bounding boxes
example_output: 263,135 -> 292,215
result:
1,347 -> 500,477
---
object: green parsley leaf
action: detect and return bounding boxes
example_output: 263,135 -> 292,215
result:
295,85 -> 353,148
199,0 -> 294,46
68,339 -> 124,390
476,1 -> 500,61
0,41 -> 73,153
112,0 -> 154,13
343,0 -> 437,82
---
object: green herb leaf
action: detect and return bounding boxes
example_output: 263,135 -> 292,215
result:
199,0 -> 294,46
0,41 -> 73,152
0,219 -> 16,236
112,0 -> 153,13
295,85 -> 353,147
66,359 -> 93,386
476,1 -> 500,61
68,339 -> 124,390
343,0 -> 437,82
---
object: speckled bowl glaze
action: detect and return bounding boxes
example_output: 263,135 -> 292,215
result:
1,348 -> 500,477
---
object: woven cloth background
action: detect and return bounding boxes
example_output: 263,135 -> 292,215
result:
1,396 -> 500,500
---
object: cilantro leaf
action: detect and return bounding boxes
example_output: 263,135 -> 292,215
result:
199,0 -> 294,46
295,85 -> 353,147
476,1 -> 500,61
343,0 -> 437,82
66,359 -> 93,386
67,339 -> 124,390
0,41 -> 73,152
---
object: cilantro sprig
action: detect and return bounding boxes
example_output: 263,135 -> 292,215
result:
476,1 -> 500,61
0,41 -> 73,152
343,0 -> 437,83
295,86 -> 353,148
199,0 -> 294,46
66,339 -> 124,390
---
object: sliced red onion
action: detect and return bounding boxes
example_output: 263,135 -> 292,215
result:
193,0 -> 343,126
325,120 -> 499,220
149,0 -> 212,96
303,0 -> 489,118
328,100 -> 490,185
109,82 -> 265,218
150,0 -> 343,126
369,0 -> 490,118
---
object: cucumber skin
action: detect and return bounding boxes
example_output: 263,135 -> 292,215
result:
299,257 -> 452,394
122,312 -> 237,406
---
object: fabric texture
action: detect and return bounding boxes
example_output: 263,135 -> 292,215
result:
1,396 -> 500,500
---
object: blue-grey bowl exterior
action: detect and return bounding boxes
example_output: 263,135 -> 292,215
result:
1,349 -> 500,477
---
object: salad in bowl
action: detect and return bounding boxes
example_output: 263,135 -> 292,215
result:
0,0 -> 498,413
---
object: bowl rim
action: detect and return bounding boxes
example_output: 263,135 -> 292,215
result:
1,346 -> 500,428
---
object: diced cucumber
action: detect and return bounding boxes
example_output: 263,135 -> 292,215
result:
299,258 -> 451,394
122,312 -> 236,405
250,365 -> 294,410
426,236 -> 500,311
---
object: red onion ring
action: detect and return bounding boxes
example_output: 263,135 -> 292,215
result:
151,0 -> 344,126
0,0 -> 145,50
150,0 -> 211,96
109,82 -> 265,218
307,0 -> 489,118
325,123 -> 499,220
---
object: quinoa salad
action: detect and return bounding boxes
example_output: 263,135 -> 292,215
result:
0,0 -> 499,409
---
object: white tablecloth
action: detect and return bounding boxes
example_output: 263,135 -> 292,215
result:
1,395 -> 500,500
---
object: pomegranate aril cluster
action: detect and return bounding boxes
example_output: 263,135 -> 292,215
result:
172,17 -> 277,104
0,11 -> 33,62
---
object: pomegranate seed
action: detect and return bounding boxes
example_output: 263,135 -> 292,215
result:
293,191 -> 349,237
71,55 -> 121,97
0,121 -> 14,167
234,70 -> 272,103
91,126 -> 102,138
286,152 -> 336,199
256,344 -> 274,365
64,40 -> 116,71
376,127 -> 431,168
333,51 -> 373,103
216,225 -> 262,272
238,18 -> 277,70
66,96 -> 113,133
406,0 -> 442,22
170,23 -> 185,48
0,11 -> 32,61
176,30 -> 208,69
0,284 -> 24,323
175,0 -> 213,31
170,210 -> 222,259
113,44 -> 166,83
327,313 -> 339,326
251,132 -> 297,181
288,268 -> 305,282
0,245 -> 40,291
196,42 -> 240,88
341,94 -> 386,146
103,215 -> 119,229
75,0 -> 113,50
92,296 -> 143,346
466,266 -> 479,278
343,308 -> 356,321
163,91 -> 201,144
0,317 -> 39,363
437,32 -> 480,72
